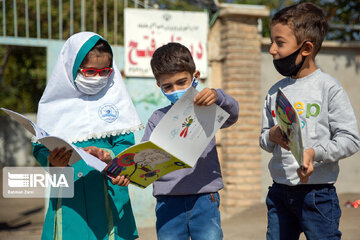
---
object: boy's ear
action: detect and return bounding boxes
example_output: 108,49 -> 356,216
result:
156,81 -> 160,87
301,42 -> 314,57
194,70 -> 200,80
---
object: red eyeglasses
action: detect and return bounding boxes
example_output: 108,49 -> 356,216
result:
80,67 -> 113,77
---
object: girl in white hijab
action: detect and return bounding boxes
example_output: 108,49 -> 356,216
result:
33,32 -> 142,240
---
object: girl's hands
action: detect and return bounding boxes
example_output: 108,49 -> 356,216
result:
269,125 -> 290,150
194,88 -> 217,106
83,146 -> 112,163
48,147 -> 72,167
82,146 -> 130,186
111,175 -> 130,187
50,146 -> 130,186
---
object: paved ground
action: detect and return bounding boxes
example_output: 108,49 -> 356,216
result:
0,192 -> 359,240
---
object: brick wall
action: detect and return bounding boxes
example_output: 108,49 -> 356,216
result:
208,4 -> 269,218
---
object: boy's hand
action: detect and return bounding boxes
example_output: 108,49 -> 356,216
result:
297,148 -> 315,183
83,146 -> 112,163
269,125 -> 289,150
111,175 -> 130,187
48,147 -> 72,167
194,88 -> 217,106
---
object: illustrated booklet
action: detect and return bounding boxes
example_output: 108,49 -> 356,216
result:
275,88 -> 304,166
103,87 -> 230,188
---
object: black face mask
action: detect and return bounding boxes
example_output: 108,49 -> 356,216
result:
273,41 -> 308,77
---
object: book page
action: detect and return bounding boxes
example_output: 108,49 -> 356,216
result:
1,108 -> 107,169
275,89 -> 304,166
38,136 -> 107,169
150,87 -> 230,167
1,108 -> 49,138
103,141 -> 191,188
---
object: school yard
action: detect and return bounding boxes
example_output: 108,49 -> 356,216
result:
0,186 -> 359,239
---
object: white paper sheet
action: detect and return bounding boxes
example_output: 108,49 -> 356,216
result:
150,87 -> 230,166
1,108 -> 107,170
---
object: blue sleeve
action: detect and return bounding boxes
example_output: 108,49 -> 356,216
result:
32,142 -> 49,167
215,89 -> 239,128
110,133 -> 135,156
141,113 -> 156,142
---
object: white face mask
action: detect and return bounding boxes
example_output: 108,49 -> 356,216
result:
75,72 -> 109,95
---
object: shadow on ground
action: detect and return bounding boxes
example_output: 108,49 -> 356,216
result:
0,190 -> 359,240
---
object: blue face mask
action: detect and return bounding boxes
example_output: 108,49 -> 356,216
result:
161,77 -> 199,103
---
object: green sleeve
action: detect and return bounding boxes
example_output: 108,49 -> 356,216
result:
110,133 -> 135,156
32,142 -> 49,167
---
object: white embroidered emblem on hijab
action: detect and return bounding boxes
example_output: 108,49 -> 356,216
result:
36,32 -> 143,143
98,104 -> 119,123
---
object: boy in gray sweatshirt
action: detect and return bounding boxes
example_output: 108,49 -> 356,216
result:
259,2 -> 360,240
142,42 -> 239,240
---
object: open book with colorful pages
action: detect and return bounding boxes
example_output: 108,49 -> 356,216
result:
275,88 -> 304,166
103,87 -> 230,188
2,87 -> 229,188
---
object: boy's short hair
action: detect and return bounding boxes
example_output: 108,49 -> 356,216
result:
150,42 -> 196,80
272,2 -> 328,55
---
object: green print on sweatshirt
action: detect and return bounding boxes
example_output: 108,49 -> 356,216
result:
293,101 -> 320,118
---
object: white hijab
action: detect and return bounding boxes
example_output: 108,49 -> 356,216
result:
37,32 -> 143,143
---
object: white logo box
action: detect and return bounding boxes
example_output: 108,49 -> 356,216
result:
3,167 -> 74,198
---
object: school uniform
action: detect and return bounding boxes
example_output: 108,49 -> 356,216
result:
33,32 -> 142,240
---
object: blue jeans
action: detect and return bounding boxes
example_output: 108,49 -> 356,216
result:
266,182 -> 342,240
155,192 -> 223,240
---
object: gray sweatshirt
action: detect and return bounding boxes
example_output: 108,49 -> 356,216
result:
142,89 -> 239,196
259,69 -> 360,185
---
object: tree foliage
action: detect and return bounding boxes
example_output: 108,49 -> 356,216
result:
223,0 -> 360,41
0,46 -> 46,113
311,0 -> 360,41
